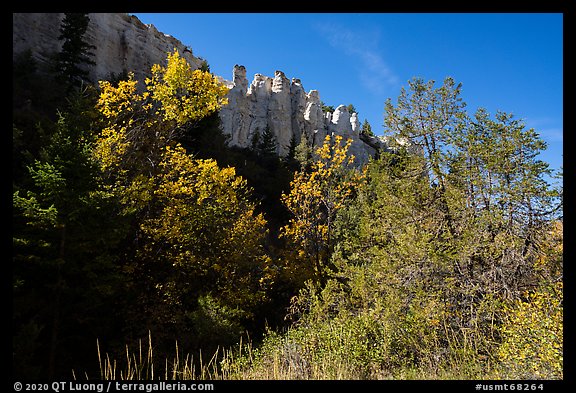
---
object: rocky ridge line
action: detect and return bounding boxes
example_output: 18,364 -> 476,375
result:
219,65 -> 390,165
13,13 -> 389,164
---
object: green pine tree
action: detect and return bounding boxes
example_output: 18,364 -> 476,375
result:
250,128 -> 261,151
360,119 -> 374,137
295,133 -> 313,171
56,13 -> 96,86
284,133 -> 299,169
12,87 -> 127,378
259,125 -> 278,157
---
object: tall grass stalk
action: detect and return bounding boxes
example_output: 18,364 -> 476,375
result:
96,333 -> 232,380
94,330 -> 505,380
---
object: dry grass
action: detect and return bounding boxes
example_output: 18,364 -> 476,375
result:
95,332 -> 356,380
94,331 -> 500,381
96,333 -> 253,380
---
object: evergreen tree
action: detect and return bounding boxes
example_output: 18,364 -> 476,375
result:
284,133 -> 299,170
320,101 -> 335,113
258,125 -> 278,157
178,111 -> 232,163
250,126 -> 278,158
360,119 -> 374,137
250,128 -> 261,151
13,51 -> 68,184
56,13 -> 96,86
295,133 -> 313,171
13,86 -> 126,378
199,59 -> 210,73
384,77 -> 467,236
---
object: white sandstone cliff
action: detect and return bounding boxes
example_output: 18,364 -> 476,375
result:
219,65 -> 379,164
13,13 -> 203,83
13,13 -> 386,165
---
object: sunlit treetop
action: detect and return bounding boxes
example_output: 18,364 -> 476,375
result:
146,49 -> 229,126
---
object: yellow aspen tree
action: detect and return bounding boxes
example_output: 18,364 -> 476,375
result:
94,49 -> 229,212
141,144 -> 272,310
280,134 -> 364,285
94,49 -> 228,184
91,50 -> 272,337
146,49 -> 229,127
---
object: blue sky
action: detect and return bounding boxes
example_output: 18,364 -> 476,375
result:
132,13 -> 563,177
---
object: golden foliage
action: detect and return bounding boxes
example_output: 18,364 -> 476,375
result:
139,144 -> 271,306
93,50 -> 269,309
97,74 -> 139,120
94,50 -> 229,180
146,50 -> 229,125
498,282 -> 563,379
280,135 -> 364,282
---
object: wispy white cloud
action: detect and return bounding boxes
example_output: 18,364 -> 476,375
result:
525,117 -> 563,143
314,22 -> 398,94
538,128 -> 563,143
